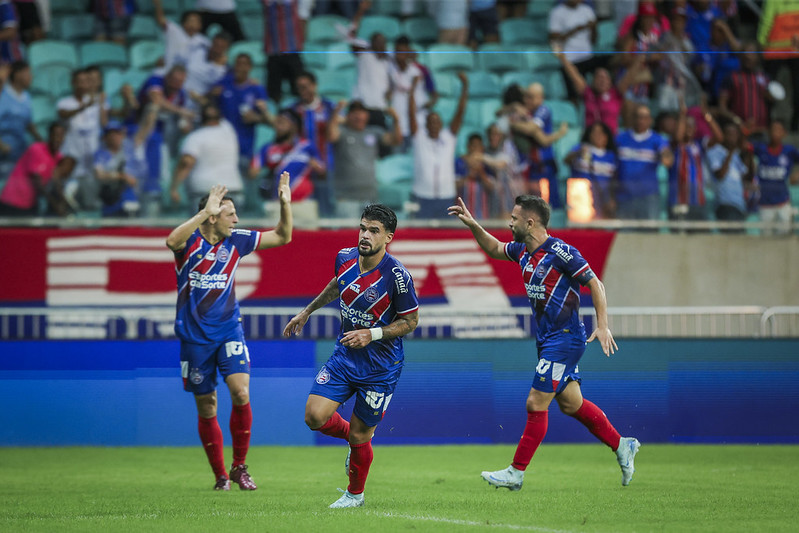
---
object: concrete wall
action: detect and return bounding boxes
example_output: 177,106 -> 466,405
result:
602,234 -> 799,306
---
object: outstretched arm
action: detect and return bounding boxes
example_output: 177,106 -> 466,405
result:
282,277 -> 340,337
165,184 -> 226,251
257,171 -> 293,249
554,45 -> 587,94
448,197 -> 506,260
586,277 -> 618,356
340,309 -> 419,349
449,71 -> 469,135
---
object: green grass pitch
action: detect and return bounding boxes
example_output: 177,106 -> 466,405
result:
1,444 -> 796,532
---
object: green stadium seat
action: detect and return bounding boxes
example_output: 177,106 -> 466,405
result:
467,71 -> 502,99
318,70 -> 356,100
242,16 -> 265,41
544,72 -> 568,101
500,18 -> 548,46
236,0 -> 263,17
324,42 -> 356,71
596,20 -> 618,53
378,180 -> 412,212
128,15 -> 161,42
402,17 -> 438,46
480,99 -> 502,128
501,71 -> 537,91
357,15 -> 401,42
424,44 -> 474,73
371,0 -> 404,17
254,125 -> 275,152
29,40 -> 78,69
31,96 -> 56,124
229,40 -> 266,67
80,42 -> 129,69
464,100 -> 484,129
433,72 -> 462,98
525,47 -> 561,72
301,47 -> 329,71
476,43 -> 526,75
121,69 -> 153,93
129,40 -> 165,69
306,15 -> 349,46
527,0 -> 556,17
31,64 -> 73,99
377,154 -> 414,185
433,97 -> 458,123
51,0 -> 85,15
548,100 -> 580,127
56,14 -> 96,41
554,129 -> 581,178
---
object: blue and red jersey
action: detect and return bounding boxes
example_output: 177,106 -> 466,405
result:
173,229 -> 260,344
0,1 -> 22,64
753,142 -> 799,207
214,73 -> 269,158
455,156 -> 495,219
505,237 -> 595,345
94,0 -> 137,19
668,140 -> 706,207
262,0 -> 304,54
528,104 -> 555,167
330,247 -> 419,379
252,137 -> 320,201
138,75 -> 188,133
616,130 -> 669,201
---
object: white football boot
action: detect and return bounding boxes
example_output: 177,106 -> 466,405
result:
616,437 -> 641,486
480,465 -> 524,491
329,490 -> 365,508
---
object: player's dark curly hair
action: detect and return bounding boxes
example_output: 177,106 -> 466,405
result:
361,204 -> 397,233
515,195 -> 551,228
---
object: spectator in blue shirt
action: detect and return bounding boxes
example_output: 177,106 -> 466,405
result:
706,120 -> 755,231
753,119 -> 799,235
0,60 -> 41,186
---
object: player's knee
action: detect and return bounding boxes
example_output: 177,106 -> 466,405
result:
304,410 -> 325,430
230,389 -> 249,405
558,401 -> 579,416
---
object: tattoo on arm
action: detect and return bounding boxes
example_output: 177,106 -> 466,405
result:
381,311 -> 419,340
304,278 -> 339,314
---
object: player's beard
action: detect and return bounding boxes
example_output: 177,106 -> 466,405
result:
511,226 -> 525,243
358,241 -> 382,257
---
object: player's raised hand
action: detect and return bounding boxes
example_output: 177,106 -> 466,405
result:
283,311 -> 309,337
587,326 -> 618,357
204,184 -> 228,216
277,171 -> 292,204
447,197 -> 477,227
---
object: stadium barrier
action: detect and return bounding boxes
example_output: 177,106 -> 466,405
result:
2,306 -> 798,340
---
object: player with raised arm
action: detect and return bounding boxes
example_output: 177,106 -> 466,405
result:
448,194 -> 640,489
165,173 -> 292,491
283,204 -> 419,508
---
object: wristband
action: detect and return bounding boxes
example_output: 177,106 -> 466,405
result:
369,327 -> 383,341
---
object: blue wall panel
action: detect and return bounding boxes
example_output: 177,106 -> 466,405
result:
1,338 -> 798,445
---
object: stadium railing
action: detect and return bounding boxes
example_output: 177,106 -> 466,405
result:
2,306 -> 797,341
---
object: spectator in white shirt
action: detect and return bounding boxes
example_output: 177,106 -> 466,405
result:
57,68 -> 109,210
548,0 -> 600,102
409,71 -> 469,219
170,103 -> 244,211
185,31 -> 232,111
351,1 -> 391,128
389,35 -> 438,152
154,0 -> 209,70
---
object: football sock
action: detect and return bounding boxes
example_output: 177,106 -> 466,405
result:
346,441 -> 373,495
318,411 -> 350,441
230,403 -> 252,467
511,410 -> 548,471
572,399 -> 622,451
198,415 -> 227,479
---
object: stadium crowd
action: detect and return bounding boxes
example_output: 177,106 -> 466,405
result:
0,0 -> 797,233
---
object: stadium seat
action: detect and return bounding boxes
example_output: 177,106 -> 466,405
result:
527,0 -> 556,18
433,97 -> 458,123
501,71 -> 537,91
324,42 -> 356,71
56,14 -> 96,41
128,15 -> 161,42
254,125 -> 275,152
236,0 -> 262,17
371,0 -> 404,17
28,40 -> 78,69
544,71 -> 568,101
229,40 -> 266,67
476,43 -> 526,75
467,71 -> 502,99
377,154 -> 414,185
241,16 -> 265,41
596,20 -> 618,53
402,17 -> 438,46
129,40 -> 165,69
424,44 -> 474,73
378,180 -> 412,212
301,47 -> 329,71
51,0 -> 85,15
464,100 -> 484,129
31,96 -> 56,124
525,47 -> 561,72
549,100 -> 580,127
433,72 -> 462,98
30,64 -> 73,99
357,15 -> 401,42
554,129 -> 581,178
499,18 -> 548,46
318,70 -> 356,100
121,69 -> 153,93
306,15 -> 349,46
80,42 -> 129,69
480,99 -> 502,128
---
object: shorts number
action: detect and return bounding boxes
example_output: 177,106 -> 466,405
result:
535,358 -> 551,375
225,341 -> 250,362
364,391 -> 393,412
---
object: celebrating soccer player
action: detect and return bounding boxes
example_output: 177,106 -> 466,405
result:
283,204 -> 419,508
165,174 -> 293,491
449,195 -> 640,490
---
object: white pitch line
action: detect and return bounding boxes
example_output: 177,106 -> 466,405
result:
366,511 -> 575,532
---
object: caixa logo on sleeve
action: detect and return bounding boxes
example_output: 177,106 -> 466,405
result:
45,236 -> 260,306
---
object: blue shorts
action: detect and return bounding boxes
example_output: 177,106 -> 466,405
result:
309,360 -> 402,427
180,328 -> 250,395
532,335 -> 585,394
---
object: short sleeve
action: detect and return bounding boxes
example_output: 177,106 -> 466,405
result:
555,242 -> 595,286
455,157 -> 467,178
504,241 -> 526,263
391,266 -> 419,316
181,131 -> 202,158
229,228 -> 260,257
706,146 -> 725,172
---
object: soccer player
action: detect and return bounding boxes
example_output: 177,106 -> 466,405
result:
283,204 -> 419,508
165,174 -> 293,491
448,194 -> 640,490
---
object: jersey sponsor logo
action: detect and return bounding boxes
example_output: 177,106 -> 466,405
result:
315,366 -> 330,384
550,242 -> 574,262
526,283 -> 546,300
189,271 -> 229,289
350,283 -> 361,294
340,300 -> 375,327
760,166 -> 787,180
364,286 -> 379,303
392,266 -> 408,294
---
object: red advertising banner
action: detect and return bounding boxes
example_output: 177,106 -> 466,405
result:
0,227 -> 615,306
